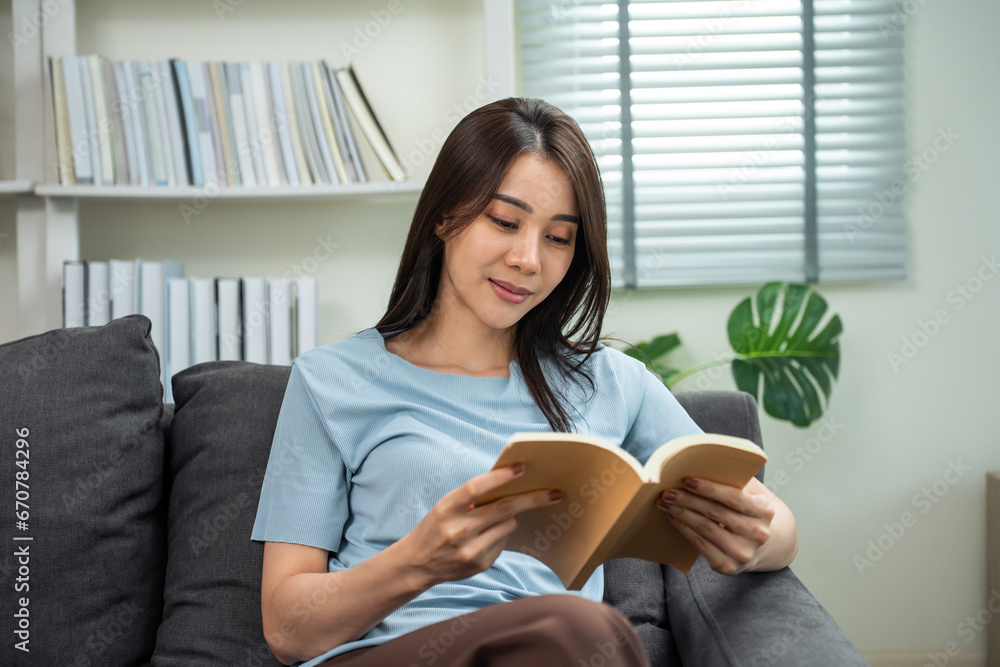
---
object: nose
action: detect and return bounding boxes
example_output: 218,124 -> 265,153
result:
505,232 -> 541,274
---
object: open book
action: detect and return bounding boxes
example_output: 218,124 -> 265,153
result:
474,432 -> 767,590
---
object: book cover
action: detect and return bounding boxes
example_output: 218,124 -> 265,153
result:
201,62 -> 227,187
294,276 -> 317,357
239,62 -> 267,186
476,432 -> 767,590
125,60 -> 154,187
158,59 -> 190,187
87,55 -> 116,185
249,61 -> 283,187
189,276 -> 218,365
217,277 -> 243,361
301,61 -> 339,184
335,64 -> 405,181
149,60 -> 177,187
209,61 -> 238,186
83,260 -> 110,327
172,59 -> 203,187
187,62 -> 219,188
138,61 -> 168,187
241,276 -> 269,364
225,62 -> 254,187
111,62 -> 139,185
166,276 -> 191,402
324,60 -> 367,183
310,60 -> 348,184
280,62 -> 312,186
102,58 -> 129,186
289,62 -> 327,185
267,277 -> 292,366
268,61 -> 299,186
50,57 -> 77,185
60,55 -> 92,184
62,261 -> 85,328
77,55 -> 103,185
108,259 -> 137,318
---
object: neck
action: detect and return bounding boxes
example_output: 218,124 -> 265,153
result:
394,300 -> 516,376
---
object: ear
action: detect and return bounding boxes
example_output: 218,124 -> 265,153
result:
434,221 -> 446,240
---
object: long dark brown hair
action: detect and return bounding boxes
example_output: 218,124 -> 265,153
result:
376,97 -> 610,432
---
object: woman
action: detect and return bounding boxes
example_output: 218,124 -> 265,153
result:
251,98 -> 798,667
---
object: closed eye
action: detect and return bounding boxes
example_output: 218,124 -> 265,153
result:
548,235 -> 572,246
488,215 -> 517,230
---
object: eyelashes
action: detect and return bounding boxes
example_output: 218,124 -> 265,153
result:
487,215 -> 573,247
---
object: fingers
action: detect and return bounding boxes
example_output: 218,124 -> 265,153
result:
666,514 -> 756,576
447,463 -> 528,513
659,477 -> 776,575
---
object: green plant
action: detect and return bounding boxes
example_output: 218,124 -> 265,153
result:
622,282 -> 842,427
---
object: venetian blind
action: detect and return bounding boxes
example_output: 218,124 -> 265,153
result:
517,0 -> 907,287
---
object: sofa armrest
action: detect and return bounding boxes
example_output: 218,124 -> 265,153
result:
604,389 -> 763,665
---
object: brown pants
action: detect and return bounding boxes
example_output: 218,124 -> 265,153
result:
319,594 -> 651,667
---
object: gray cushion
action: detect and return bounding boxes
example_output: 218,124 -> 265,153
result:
601,389 -> 764,666
152,361 -> 290,666
0,315 -> 167,665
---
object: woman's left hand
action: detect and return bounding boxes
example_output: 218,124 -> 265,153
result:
657,476 -> 797,575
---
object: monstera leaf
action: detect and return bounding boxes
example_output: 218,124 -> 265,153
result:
622,332 -> 682,382
727,282 -> 841,427
622,282 -> 841,428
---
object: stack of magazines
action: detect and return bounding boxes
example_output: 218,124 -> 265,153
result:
49,56 -> 406,187
62,259 -> 317,403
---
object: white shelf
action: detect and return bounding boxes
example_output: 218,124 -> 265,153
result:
34,181 -> 425,200
0,180 -> 33,195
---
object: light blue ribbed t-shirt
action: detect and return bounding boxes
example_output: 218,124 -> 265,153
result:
251,328 -> 703,666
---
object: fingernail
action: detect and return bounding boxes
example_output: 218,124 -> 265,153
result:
549,490 -> 564,502
512,463 -> 525,476
684,478 -> 699,490
663,490 -> 678,502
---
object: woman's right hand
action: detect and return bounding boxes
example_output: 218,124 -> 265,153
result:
398,463 -> 563,586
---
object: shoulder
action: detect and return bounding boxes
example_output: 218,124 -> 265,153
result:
554,340 -> 656,399
290,328 -> 386,386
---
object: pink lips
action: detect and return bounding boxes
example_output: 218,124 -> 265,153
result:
489,279 -> 532,304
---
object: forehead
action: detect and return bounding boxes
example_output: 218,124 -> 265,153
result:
496,154 -> 578,214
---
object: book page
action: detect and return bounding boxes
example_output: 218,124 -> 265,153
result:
475,433 -> 645,588
608,438 -> 767,569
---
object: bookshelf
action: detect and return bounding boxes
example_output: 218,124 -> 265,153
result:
0,181 -> 32,194
5,0 -> 518,342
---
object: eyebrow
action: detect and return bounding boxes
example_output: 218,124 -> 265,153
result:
493,194 -> 581,224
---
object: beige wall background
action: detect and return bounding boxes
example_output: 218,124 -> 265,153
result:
1,0 -> 998,659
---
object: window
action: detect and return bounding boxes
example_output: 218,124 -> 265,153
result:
517,0 -> 907,287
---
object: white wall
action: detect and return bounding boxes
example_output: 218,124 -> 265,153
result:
1,0 -> 998,658
602,0 -> 998,658
0,0 -> 17,343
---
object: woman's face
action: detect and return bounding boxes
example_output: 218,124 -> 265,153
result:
436,153 -> 580,334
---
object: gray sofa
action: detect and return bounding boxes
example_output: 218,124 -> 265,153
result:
0,315 -> 867,665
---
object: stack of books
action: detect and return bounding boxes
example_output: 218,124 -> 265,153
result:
49,56 -> 405,187
62,259 -> 318,403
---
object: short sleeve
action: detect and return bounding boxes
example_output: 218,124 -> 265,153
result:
251,362 -> 349,554
620,361 -> 704,465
